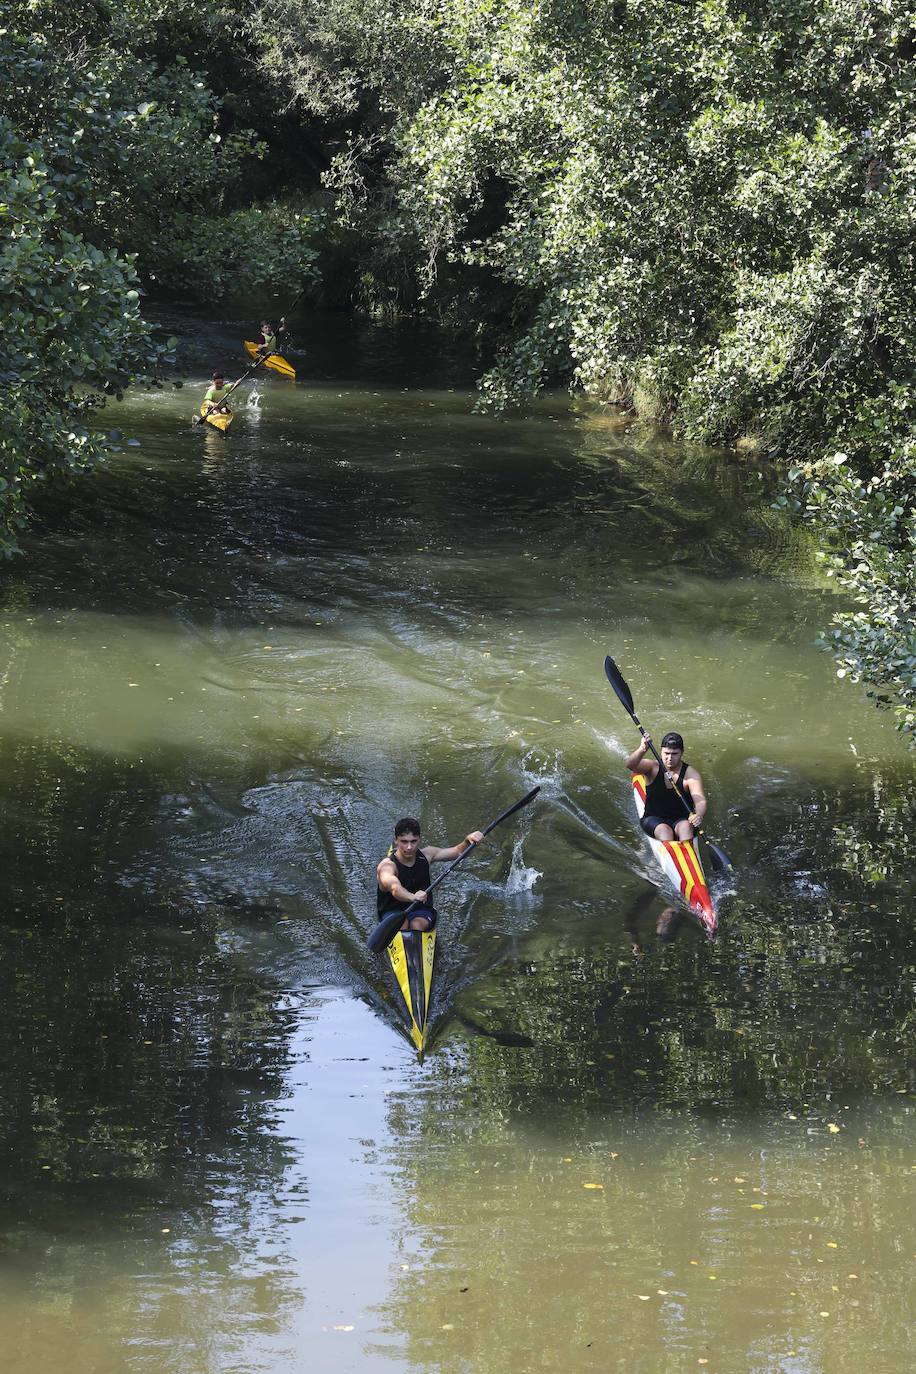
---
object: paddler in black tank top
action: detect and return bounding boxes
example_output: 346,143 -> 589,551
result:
624,730 -> 708,842
377,817 -> 486,932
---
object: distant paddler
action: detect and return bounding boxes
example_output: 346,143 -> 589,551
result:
256,320 -> 278,358
376,818 -> 486,932
624,729 -> 707,842
244,321 -> 296,378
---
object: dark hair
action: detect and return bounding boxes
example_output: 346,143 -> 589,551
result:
394,817 -> 421,838
212,372 -> 224,380
660,731 -> 684,750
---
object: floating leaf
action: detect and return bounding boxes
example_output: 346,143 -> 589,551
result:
583,1182 -> 604,1190
827,1123 -> 841,1133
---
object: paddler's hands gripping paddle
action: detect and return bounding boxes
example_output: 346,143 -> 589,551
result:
604,655 -> 731,872
193,350 -> 270,425
367,785 -> 541,953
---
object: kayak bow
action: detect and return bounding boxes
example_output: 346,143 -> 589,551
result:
387,926 -> 436,1058
244,341 -> 296,379
198,402 -> 233,433
632,773 -> 717,937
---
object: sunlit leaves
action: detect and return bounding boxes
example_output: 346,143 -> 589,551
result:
253,0 -> 916,736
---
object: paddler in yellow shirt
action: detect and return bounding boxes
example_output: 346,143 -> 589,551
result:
202,371 -> 232,415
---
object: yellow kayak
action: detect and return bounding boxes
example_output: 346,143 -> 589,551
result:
387,927 -> 436,1059
244,341 -> 296,379
198,402 -> 233,433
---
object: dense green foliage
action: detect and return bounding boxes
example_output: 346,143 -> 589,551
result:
1,0 -> 913,733
255,0 -> 916,737
0,2 -> 320,553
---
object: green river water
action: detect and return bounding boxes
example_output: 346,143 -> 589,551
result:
0,312 -> 913,1373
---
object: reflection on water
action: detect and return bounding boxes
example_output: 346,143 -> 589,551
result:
374,1093 -> 914,1374
0,311 -> 912,1370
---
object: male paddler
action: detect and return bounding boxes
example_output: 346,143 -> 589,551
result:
625,729 -> 708,841
256,320 -> 277,357
202,371 -> 232,415
377,818 -> 486,932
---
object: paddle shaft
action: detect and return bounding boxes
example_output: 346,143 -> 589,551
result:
266,286 -> 306,351
368,785 -> 540,952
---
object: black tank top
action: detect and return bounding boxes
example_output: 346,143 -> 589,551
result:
644,762 -> 691,823
377,849 -> 432,917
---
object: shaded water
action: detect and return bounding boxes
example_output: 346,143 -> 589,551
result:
0,312 -> 912,1371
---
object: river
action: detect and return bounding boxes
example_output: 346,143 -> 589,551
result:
0,311 -> 912,1372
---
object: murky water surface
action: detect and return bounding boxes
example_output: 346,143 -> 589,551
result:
0,313 -> 913,1372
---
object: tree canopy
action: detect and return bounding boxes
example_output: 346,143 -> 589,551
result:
254,0 -> 916,737
1,0 -> 913,735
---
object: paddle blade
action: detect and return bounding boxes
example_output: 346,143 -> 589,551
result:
367,907 -> 407,953
703,837 -> 732,873
604,655 -> 635,717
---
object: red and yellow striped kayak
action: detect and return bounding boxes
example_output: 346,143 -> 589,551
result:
632,773 -> 717,936
387,927 -> 436,1059
244,341 -> 296,379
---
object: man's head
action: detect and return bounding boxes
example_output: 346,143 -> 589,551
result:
212,372 -> 224,384
660,730 -> 684,767
393,817 -> 421,855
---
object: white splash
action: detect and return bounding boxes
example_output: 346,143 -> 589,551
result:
504,836 -> 540,894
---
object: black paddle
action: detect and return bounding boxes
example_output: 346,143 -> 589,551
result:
604,655 -> 731,872
367,785 -> 541,953
193,350 -> 271,425
264,284 -> 307,355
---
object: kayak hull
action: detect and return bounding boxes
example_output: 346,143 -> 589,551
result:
199,402 -> 232,433
387,927 -> 437,1058
244,340 -> 296,379
632,773 -> 717,936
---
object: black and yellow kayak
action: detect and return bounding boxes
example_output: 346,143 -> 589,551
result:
243,341 -> 296,379
198,402 -> 233,433
387,927 -> 436,1058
